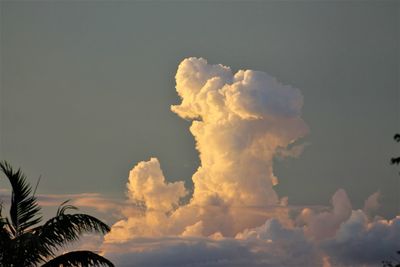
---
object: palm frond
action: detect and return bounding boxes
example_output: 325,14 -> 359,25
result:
4,203 -> 111,266
0,161 -> 42,235
41,250 -> 114,267
5,230 -> 52,266
33,202 -> 110,254
0,161 -> 114,267
56,200 -> 78,216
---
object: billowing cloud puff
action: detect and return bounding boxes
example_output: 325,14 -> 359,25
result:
299,189 -> 352,241
363,191 -> 380,217
322,211 -> 400,266
126,158 -> 187,212
172,58 -> 303,121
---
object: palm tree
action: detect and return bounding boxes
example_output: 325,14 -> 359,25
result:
0,161 -> 114,267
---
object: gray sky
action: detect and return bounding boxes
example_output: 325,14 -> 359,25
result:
0,1 -> 399,218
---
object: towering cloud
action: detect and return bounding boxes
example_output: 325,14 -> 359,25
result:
105,57 -> 308,242
101,58 -> 399,267
171,58 -> 307,209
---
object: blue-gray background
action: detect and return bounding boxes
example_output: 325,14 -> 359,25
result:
1,1 -> 399,217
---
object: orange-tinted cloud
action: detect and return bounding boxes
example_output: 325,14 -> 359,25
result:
101,59 -> 400,267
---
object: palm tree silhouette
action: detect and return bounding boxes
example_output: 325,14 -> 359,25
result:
0,161 -> 114,267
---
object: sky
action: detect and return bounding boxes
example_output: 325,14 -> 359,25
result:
0,1 -> 399,267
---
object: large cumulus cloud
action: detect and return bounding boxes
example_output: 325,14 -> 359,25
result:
100,58 -> 399,267
105,57 -> 308,242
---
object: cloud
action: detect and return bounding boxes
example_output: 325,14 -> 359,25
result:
322,211 -> 400,266
0,189 -> 132,223
126,158 -> 187,212
275,142 -> 310,159
103,194 -> 400,267
298,189 -> 352,241
104,219 -> 322,267
363,191 -> 381,216
106,57 -> 308,242
293,189 -> 400,266
171,58 -> 307,211
100,58 -> 399,267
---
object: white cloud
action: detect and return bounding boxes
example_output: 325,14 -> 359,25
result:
322,211 -> 400,266
100,58 -> 399,267
106,57 -> 308,242
126,157 -> 187,212
103,202 -> 400,267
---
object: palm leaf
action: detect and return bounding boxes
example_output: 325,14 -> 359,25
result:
5,203 -> 111,266
0,161 -> 42,235
41,250 -> 114,267
5,229 -> 51,266
0,161 -> 114,266
32,202 -> 110,257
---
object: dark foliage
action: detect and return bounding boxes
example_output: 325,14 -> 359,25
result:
0,161 -> 114,267
41,251 -> 114,267
391,134 -> 400,165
